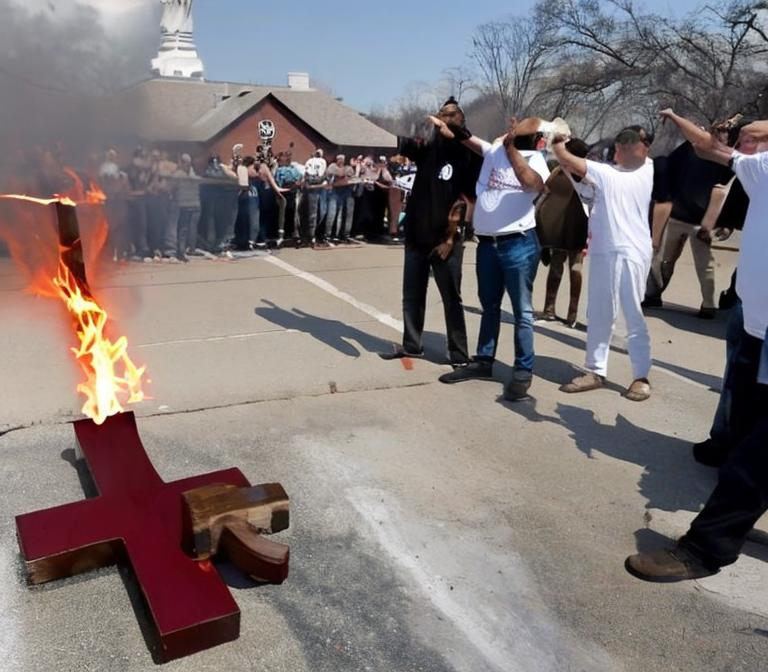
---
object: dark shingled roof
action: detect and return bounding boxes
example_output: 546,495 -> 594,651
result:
115,78 -> 396,148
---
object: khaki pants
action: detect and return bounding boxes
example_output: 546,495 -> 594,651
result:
646,217 -> 716,309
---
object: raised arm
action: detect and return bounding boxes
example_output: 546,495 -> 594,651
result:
502,133 -> 544,192
427,115 -> 487,156
659,109 -> 714,148
552,135 -> 587,178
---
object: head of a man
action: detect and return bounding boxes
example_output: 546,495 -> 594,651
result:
437,96 -> 466,128
314,148 -> 324,159
613,127 -> 651,169
335,154 -> 346,166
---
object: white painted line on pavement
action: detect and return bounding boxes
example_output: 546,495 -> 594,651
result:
136,329 -> 300,349
264,255 -> 404,333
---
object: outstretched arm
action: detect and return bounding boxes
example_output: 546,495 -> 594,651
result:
552,135 -> 587,178
426,115 -> 486,156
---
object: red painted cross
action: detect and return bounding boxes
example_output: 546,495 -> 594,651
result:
15,411 -> 251,662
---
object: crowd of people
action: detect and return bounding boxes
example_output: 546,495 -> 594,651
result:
374,95 -> 768,586
91,144 -> 417,261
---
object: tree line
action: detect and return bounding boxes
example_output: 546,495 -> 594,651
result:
369,0 -> 768,143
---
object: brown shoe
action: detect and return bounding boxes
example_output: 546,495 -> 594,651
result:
560,372 -> 604,393
626,378 -> 651,401
625,547 -> 718,583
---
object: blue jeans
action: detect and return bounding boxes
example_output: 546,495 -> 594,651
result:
475,232 -> 540,374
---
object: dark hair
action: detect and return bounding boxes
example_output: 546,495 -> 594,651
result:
728,116 -> 756,147
618,125 -> 653,146
242,156 -> 256,167
566,138 -> 589,158
615,128 -> 644,146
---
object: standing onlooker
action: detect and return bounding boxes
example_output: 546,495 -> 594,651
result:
325,154 -> 357,243
171,153 -> 201,260
274,152 -> 303,245
99,149 -> 131,260
378,97 -> 481,368
303,149 -> 328,246
125,147 -> 152,260
553,127 -> 655,401
437,117 -> 549,400
643,138 -> 734,317
536,138 -> 591,326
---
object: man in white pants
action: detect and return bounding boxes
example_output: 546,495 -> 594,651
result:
552,128 -> 654,401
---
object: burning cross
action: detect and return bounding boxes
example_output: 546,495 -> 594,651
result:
15,413 -> 290,662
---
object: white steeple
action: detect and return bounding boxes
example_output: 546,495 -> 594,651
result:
151,0 -> 204,79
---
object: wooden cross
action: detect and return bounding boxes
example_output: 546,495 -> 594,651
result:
15,411 -> 289,662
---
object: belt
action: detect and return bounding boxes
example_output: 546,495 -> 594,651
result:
477,231 -> 525,242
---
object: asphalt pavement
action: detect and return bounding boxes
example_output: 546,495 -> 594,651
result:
1,240 -> 766,672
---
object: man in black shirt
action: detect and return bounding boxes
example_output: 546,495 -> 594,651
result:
379,97 -> 481,367
644,140 -> 734,317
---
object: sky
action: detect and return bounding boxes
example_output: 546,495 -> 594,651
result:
19,0 -> 703,115
188,0 -> 701,114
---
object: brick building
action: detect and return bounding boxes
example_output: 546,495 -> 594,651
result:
113,73 -> 397,165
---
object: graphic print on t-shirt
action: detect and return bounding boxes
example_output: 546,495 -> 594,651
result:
439,163 -> 454,181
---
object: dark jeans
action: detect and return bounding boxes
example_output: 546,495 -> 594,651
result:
128,197 -> 150,256
402,242 -> 469,365
475,232 -> 541,374
680,330 -> 768,568
710,300 -> 743,446
177,207 -> 200,256
234,192 -> 259,249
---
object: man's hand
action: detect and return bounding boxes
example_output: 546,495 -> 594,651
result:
696,227 -> 713,244
427,115 -> 455,140
739,120 -> 768,142
432,237 -> 454,261
659,108 -> 676,124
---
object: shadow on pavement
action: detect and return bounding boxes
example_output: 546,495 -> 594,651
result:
643,302 -> 729,338
255,300 -> 392,358
497,400 -> 717,514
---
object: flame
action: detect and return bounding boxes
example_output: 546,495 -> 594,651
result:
0,193 -> 147,425
54,260 -> 146,425
0,194 -> 76,207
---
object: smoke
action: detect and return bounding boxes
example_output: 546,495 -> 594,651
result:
0,0 -> 159,186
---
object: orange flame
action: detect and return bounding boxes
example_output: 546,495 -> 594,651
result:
0,194 -> 147,424
54,261 -> 146,424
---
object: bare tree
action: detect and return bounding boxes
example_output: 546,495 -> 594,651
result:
470,18 -> 557,118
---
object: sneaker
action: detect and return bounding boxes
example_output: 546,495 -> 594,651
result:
625,546 -> 718,583
692,438 -> 729,468
255,241 -> 268,250
697,306 -> 717,319
504,373 -> 532,401
560,372 -> 604,393
641,296 -> 663,309
378,346 -> 424,360
625,378 -> 651,401
539,310 -> 558,322
438,361 -> 493,384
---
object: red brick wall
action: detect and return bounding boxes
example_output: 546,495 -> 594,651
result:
208,97 -> 329,164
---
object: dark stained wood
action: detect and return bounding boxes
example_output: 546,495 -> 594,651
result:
55,201 -> 90,292
181,483 -> 290,584
14,411 -> 275,663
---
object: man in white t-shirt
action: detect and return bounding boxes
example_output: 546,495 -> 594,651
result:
553,127 -> 655,401
625,114 -> 768,583
437,117 -> 549,399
